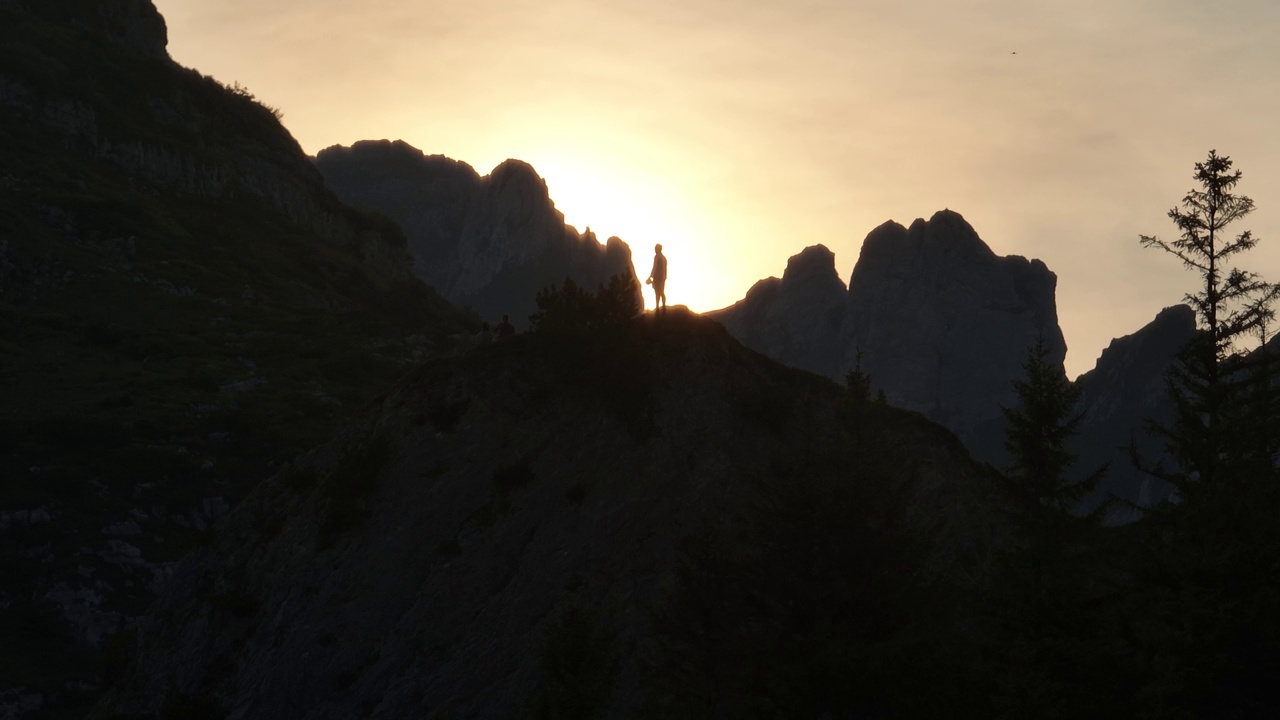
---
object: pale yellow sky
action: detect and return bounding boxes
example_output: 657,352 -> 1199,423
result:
152,0 -> 1280,376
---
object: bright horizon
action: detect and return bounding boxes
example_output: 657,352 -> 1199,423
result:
151,0 -> 1280,377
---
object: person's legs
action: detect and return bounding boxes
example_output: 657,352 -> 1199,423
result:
655,281 -> 666,309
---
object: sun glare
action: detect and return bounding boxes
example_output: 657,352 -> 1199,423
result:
529,155 -> 729,313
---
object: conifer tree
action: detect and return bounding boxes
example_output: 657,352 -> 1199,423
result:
989,339 -> 1110,717
999,338 -> 1104,614
1131,150 -> 1280,716
1138,150 -> 1280,492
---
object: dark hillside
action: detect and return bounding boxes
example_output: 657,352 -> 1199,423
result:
95,310 -> 1000,719
0,1 -> 474,715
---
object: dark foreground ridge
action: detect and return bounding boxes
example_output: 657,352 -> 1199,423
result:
95,310 -> 997,719
1,1 -> 475,713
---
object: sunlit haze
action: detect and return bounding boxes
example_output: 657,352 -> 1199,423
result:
152,0 -> 1280,376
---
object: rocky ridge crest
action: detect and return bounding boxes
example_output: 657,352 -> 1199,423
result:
712,210 -> 1064,459
315,140 -> 642,325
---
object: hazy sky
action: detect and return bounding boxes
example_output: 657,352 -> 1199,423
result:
152,0 -> 1280,376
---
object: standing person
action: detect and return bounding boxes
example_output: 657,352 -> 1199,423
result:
495,314 -> 515,339
646,243 -> 667,311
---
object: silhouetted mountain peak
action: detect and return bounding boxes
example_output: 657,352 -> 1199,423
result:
1074,304 -> 1197,512
488,158 -> 547,191
858,211 -> 995,282
315,142 -> 641,324
859,219 -> 910,258
707,244 -> 850,378
714,210 -> 1062,461
316,140 -> 479,182
781,244 -> 844,289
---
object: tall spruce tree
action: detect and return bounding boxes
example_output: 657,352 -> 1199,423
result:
1138,150 -> 1280,493
989,339 -> 1111,717
1131,151 -> 1280,716
999,338 -> 1105,614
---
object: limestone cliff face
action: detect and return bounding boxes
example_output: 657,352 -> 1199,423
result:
313,140 -> 481,290
315,141 -> 643,325
711,210 -> 1063,459
708,245 -> 850,378
846,210 -> 1065,458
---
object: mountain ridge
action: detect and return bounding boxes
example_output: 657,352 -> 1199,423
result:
315,139 -> 642,325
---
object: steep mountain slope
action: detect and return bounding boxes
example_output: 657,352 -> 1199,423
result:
315,139 -> 642,326
711,210 -> 1063,462
95,311 -> 997,719
0,1 -> 474,715
1073,305 -> 1197,514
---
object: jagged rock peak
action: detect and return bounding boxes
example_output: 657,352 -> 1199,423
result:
862,219 -> 910,249
860,210 -> 996,269
486,159 -> 552,201
1088,304 -> 1196,374
782,244 -> 845,289
1073,304 -> 1197,513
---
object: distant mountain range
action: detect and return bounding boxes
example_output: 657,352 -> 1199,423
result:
314,140 -> 642,327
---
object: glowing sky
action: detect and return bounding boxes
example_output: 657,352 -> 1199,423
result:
151,0 -> 1280,376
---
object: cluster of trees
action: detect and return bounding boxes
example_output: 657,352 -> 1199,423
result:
987,150 -> 1280,716
528,274 -> 642,335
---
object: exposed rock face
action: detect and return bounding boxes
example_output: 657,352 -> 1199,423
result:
711,210 -> 1064,460
846,211 -> 1065,460
711,245 -> 850,378
1073,305 -> 1196,514
315,140 -> 642,326
312,141 -> 480,289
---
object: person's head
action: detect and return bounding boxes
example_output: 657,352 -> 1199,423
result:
655,243 -> 663,253
502,314 -> 509,322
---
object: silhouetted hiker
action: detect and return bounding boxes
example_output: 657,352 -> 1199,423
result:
646,243 -> 667,311
495,314 -> 515,339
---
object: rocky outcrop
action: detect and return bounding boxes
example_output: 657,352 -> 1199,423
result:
711,210 -> 1064,461
846,211 -> 1065,460
710,245 -> 850,378
315,140 -> 642,326
1072,305 -> 1196,515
